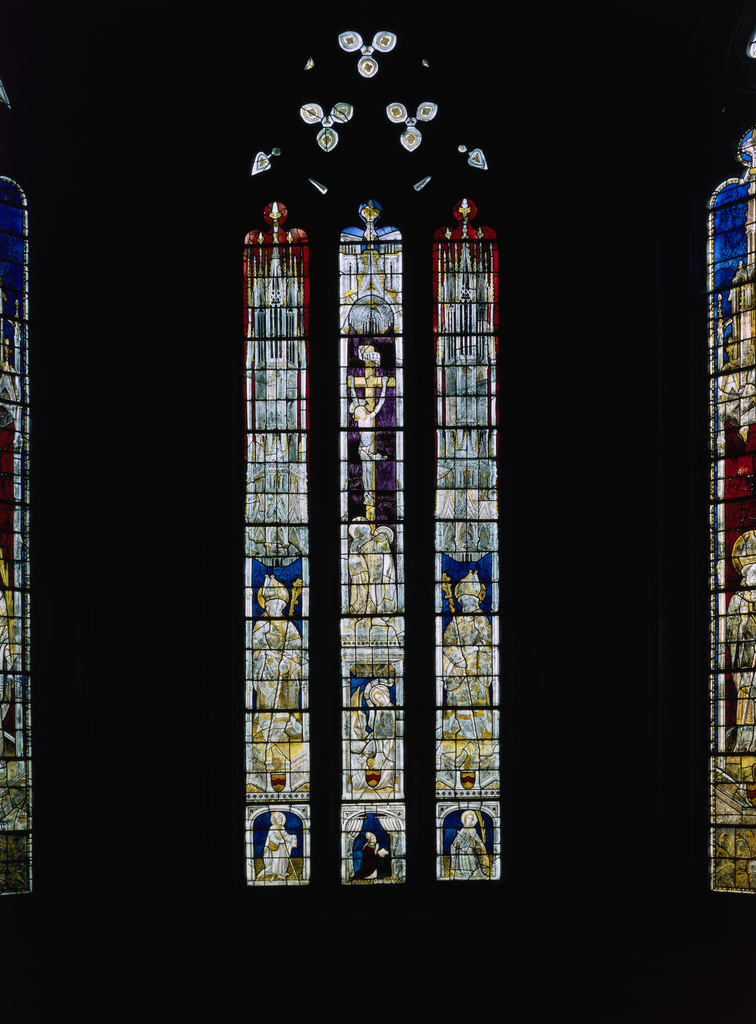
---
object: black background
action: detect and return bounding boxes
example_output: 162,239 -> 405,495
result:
1,0 -> 754,1018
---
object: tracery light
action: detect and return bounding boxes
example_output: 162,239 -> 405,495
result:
709,126 -> 756,892
433,199 -> 500,880
243,202 -> 310,885
0,178 -> 30,894
339,200 -> 406,883
300,102 -> 353,153
466,149 -> 488,170
250,148 -> 281,176
385,101 -> 437,152
338,30 -> 396,78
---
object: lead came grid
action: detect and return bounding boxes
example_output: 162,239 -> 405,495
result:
433,200 -> 500,881
0,178 -> 31,895
709,129 -> 756,892
244,203 -> 310,886
339,201 -> 406,883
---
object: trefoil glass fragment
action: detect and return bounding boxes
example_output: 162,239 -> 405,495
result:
339,30 -> 396,76
467,149 -> 488,170
301,102 -> 353,152
387,102 -> 437,151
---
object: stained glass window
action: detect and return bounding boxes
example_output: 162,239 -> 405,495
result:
433,199 -> 499,880
339,200 -> 405,884
244,202 -> 310,885
709,126 -> 756,892
0,178 -> 30,894
240,22 -> 501,889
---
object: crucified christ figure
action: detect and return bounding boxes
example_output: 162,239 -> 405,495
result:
349,373 -> 389,521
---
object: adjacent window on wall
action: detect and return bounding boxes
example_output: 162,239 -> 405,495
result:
0,177 -> 30,894
243,202 -> 310,885
709,126 -> 756,892
433,199 -> 499,880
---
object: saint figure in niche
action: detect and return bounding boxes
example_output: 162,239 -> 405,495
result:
351,678 -> 396,791
257,810 -> 297,882
449,810 -> 490,880
727,531 -> 756,751
348,520 -> 397,616
0,545 -> 16,759
728,258 -> 756,367
250,573 -> 302,709
442,569 -> 492,709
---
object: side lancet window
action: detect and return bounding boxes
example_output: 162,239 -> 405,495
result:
710,126 -> 756,892
0,178 -> 30,894
340,200 -> 405,884
433,199 -> 499,880
244,202 -> 310,886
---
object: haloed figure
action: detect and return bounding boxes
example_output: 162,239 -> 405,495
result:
727,531 -> 756,751
450,810 -> 489,880
442,569 -> 492,712
348,521 -> 397,616
349,376 -> 388,521
258,810 -> 296,882
351,678 -> 396,780
250,574 -> 302,710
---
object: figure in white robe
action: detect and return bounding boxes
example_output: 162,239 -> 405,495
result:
0,562 -> 13,757
351,679 -> 396,774
727,532 -> 756,751
258,810 -> 296,881
450,810 -> 489,879
442,570 -> 492,725
250,574 -> 302,709
348,521 -> 397,616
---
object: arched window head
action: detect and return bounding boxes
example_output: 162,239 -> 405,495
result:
244,202 -> 310,886
0,177 -> 30,895
709,125 -> 756,893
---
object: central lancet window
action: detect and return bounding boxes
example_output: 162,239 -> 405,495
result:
339,199 -> 406,883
